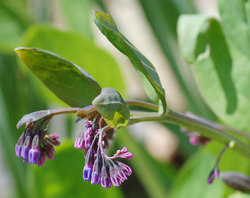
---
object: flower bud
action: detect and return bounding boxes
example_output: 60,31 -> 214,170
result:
220,171 -> 250,193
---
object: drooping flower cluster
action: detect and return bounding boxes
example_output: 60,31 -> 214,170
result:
75,119 -> 133,188
15,105 -> 133,188
15,118 -> 60,166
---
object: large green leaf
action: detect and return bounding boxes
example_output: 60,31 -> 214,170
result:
28,140 -> 125,198
169,151 -> 224,198
19,25 -> 125,105
93,10 -> 167,115
15,47 -> 101,108
92,88 -> 130,128
177,5 -> 250,132
178,15 -> 237,115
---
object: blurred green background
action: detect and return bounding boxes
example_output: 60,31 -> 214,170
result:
1,0 -> 248,198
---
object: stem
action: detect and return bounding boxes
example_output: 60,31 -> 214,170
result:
98,125 -> 110,156
50,108 -> 81,116
128,109 -> 250,158
218,125 -> 250,142
125,100 -> 159,111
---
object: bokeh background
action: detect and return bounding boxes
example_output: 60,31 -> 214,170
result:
0,0 -> 227,198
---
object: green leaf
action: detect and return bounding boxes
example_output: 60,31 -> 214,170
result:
28,140 -> 125,198
93,10 -> 167,115
19,24 -> 125,105
178,15 -> 237,115
177,14 -> 210,64
15,47 -> 101,108
169,151 -> 224,198
177,1 -> 250,133
92,88 -> 130,128
16,110 -> 50,129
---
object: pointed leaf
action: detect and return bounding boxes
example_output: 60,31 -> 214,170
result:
15,47 -> 102,108
93,10 -> 166,115
92,88 -> 130,128
16,110 -> 50,129
19,25 -> 125,104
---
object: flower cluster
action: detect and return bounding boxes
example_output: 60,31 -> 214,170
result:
15,118 -> 60,166
15,105 -> 133,188
75,119 -> 133,188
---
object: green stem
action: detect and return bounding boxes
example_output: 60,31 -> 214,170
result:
217,125 -> 250,142
50,108 -> 81,116
125,100 -> 159,111
128,109 -> 250,158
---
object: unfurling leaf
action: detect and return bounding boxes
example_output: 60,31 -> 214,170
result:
92,88 -> 130,128
17,110 -> 51,129
93,10 -> 166,115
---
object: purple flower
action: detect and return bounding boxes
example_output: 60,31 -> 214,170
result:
101,163 -> 111,189
110,166 -> 121,187
207,170 -> 215,184
117,161 -> 132,176
21,145 -> 30,160
189,136 -> 211,146
15,120 -> 60,166
113,147 -> 133,159
83,164 -> 93,182
28,148 -> 40,164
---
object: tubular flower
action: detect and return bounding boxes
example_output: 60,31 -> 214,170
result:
15,118 -> 60,166
16,104 -> 133,188
75,109 -> 133,188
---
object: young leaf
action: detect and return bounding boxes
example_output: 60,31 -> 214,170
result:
15,47 -> 102,108
93,10 -> 167,115
16,110 -> 50,129
92,88 -> 130,128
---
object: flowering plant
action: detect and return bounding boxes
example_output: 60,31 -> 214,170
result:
13,8 -> 250,197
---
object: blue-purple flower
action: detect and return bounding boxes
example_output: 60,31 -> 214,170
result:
75,115 -> 133,188
15,119 -> 60,166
